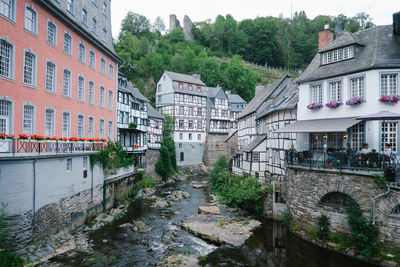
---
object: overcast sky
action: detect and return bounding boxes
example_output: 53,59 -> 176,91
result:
111,0 -> 400,39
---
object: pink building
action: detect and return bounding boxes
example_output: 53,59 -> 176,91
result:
0,0 -> 120,141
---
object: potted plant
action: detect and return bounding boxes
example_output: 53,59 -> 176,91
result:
129,122 -> 137,129
307,102 -> 323,110
325,100 -> 343,109
379,95 -> 399,103
346,96 -> 365,106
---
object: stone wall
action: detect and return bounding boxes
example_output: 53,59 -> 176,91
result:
203,133 -> 228,166
0,154 -> 138,250
183,15 -> 194,41
286,166 -> 400,249
145,149 -> 161,177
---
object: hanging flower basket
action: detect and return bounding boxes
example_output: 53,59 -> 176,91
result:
325,100 -> 343,109
379,95 -> 400,103
346,96 -> 365,106
307,102 -> 323,110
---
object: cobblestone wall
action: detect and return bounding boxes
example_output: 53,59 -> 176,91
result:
286,166 -> 400,249
203,133 -> 228,166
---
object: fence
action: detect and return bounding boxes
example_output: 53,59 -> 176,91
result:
0,138 -> 106,155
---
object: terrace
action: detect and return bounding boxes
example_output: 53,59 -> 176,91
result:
0,136 -> 107,157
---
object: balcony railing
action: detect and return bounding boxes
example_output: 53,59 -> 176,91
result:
286,149 -> 399,181
0,138 -> 106,155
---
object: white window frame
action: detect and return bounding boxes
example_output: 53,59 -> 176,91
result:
24,4 -> 38,35
100,57 -> 106,75
63,31 -> 73,56
108,120 -> 113,139
88,116 -> 94,138
88,80 -> 95,105
89,49 -> 96,69
349,75 -> 365,100
66,0 -> 74,15
108,63 -> 114,80
92,17 -> 97,35
46,19 -> 57,47
62,111 -> 71,138
0,37 -> 15,81
0,98 -> 13,135
328,80 -> 342,102
92,0 -> 98,7
45,59 -> 57,93
22,103 -> 35,135
77,113 -> 85,138
78,42 -> 86,64
380,72 -> 398,97
310,83 -> 323,103
351,123 -> 365,152
102,1 -> 108,17
99,86 -> 105,108
22,49 -> 37,87
77,75 -> 85,102
381,121 -> 398,154
102,28 -> 108,43
81,7 -> 88,26
44,107 -> 55,137
0,0 -> 16,23
62,68 -> 72,98
99,118 -> 105,138
108,90 -> 113,110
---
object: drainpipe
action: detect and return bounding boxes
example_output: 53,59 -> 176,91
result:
32,158 -> 37,227
372,185 -> 391,225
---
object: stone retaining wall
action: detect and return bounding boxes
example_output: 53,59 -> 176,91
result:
286,166 -> 400,249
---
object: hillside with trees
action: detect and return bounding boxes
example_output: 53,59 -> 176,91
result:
114,11 -> 374,103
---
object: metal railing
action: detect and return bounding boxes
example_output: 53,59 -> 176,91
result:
286,149 -> 400,181
0,138 -> 106,155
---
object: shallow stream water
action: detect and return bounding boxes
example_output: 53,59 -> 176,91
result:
47,176 -> 377,267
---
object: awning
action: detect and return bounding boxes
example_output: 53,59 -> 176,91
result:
275,117 -> 359,133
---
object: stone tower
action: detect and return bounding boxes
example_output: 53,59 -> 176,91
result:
183,15 -> 194,41
169,14 -> 181,31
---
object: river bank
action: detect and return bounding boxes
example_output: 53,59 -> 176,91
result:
23,173 -> 383,267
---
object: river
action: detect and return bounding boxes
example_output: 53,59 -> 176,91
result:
46,176 -> 377,267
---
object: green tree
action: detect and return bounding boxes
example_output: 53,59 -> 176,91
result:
119,11 -> 151,39
152,16 -> 166,34
155,144 -> 173,181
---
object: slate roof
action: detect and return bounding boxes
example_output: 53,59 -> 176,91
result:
257,82 -> 298,119
243,135 -> 268,152
225,129 -> 238,143
129,83 -> 149,102
298,25 -> 400,83
228,94 -> 246,104
238,77 -> 288,119
207,86 -> 221,98
147,103 -> 163,119
164,71 -> 206,86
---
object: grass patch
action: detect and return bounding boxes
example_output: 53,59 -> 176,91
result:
140,177 -> 156,188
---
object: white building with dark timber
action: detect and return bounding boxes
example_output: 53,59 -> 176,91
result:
227,92 -> 247,130
278,14 -> 400,158
155,71 -> 207,165
117,73 -> 149,165
147,103 -> 164,150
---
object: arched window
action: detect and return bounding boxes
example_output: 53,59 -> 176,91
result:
319,191 -> 354,210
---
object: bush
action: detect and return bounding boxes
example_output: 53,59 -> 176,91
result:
90,141 -> 135,171
141,177 -> 156,188
280,209 -> 293,226
207,155 -> 268,215
155,144 -> 173,181
372,174 -> 387,186
316,213 -> 330,240
345,200 -> 380,259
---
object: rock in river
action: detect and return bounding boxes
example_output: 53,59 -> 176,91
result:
198,206 -> 221,215
181,214 -> 261,247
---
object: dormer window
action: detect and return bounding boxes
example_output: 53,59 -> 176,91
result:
322,46 -> 355,65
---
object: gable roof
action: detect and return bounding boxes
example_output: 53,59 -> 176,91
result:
225,129 -> 238,143
298,25 -> 400,83
228,94 -> 246,103
257,82 -> 298,119
164,71 -> 206,86
238,76 -> 288,119
130,84 -> 149,102
147,103 -> 163,119
243,135 -> 267,152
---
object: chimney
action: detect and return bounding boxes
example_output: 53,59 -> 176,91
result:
318,22 -> 334,51
394,11 -> 400,36
226,90 -> 231,95
192,73 -> 201,80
